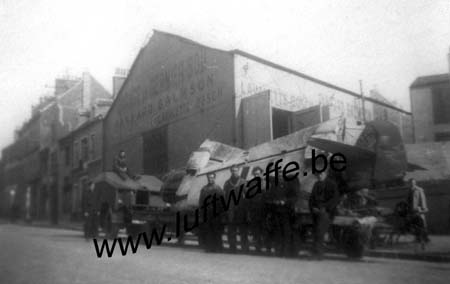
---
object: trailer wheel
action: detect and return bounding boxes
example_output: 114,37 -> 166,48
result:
342,222 -> 365,259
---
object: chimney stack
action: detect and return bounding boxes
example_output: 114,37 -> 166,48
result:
448,47 -> 450,80
82,72 -> 92,109
112,68 -> 128,99
54,77 -> 80,97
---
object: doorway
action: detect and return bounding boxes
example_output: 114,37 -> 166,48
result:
142,126 -> 169,176
272,107 -> 291,139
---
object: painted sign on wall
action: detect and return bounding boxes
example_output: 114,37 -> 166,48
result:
234,55 -> 373,121
111,47 -> 226,142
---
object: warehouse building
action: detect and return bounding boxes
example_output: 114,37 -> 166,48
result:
410,73 -> 450,142
103,30 -> 410,176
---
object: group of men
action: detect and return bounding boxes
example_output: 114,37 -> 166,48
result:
197,164 -> 335,258
196,163 -> 431,258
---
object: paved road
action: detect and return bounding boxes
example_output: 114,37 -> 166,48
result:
0,224 -> 449,284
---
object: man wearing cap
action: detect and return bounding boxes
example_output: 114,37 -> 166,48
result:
199,172 -> 225,252
309,170 -> 340,259
248,166 -> 269,252
265,174 -> 299,257
223,164 -> 248,252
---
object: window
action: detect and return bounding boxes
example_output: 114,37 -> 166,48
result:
65,146 -> 71,166
73,141 -> 79,168
81,137 -> 89,162
432,85 -> 450,124
90,134 -> 95,160
435,132 -> 450,142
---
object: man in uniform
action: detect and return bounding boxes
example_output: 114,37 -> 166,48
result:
223,164 -> 248,253
264,171 -> 299,256
113,150 -> 133,180
199,172 -> 225,252
248,166 -> 269,252
407,178 -> 430,243
309,170 -> 340,259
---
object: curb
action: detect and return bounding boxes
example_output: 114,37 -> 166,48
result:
366,250 -> 450,263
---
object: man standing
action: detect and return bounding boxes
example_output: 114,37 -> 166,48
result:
265,174 -> 299,256
199,172 -> 225,252
82,182 -> 98,239
223,164 -> 248,253
407,178 -> 429,242
309,170 -> 340,259
248,166 -> 269,252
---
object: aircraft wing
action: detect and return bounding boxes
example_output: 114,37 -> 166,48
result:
307,137 -> 375,160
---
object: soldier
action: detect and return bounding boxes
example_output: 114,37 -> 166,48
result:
113,150 -> 133,180
223,164 -> 248,253
82,182 -> 98,239
248,166 -> 269,252
309,170 -> 340,259
264,172 -> 299,256
199,172 -> 225,252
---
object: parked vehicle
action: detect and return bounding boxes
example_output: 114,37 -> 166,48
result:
86,172 -> 171,239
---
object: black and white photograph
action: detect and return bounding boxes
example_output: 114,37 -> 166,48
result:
1,0 -> 450,283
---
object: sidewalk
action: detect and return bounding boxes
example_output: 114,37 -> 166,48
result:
366,235 -> 450,262
1,218 -> 83,232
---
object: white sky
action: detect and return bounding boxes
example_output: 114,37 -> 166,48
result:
0,0 -> 449,150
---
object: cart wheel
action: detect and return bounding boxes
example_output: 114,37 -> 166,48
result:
342,223 -> 365,259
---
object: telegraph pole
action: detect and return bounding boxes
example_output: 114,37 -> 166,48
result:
359,80 -> 366,122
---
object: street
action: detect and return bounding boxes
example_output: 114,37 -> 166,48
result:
0,224 -> 449,284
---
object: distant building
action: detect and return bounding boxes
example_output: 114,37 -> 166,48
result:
410,73 -> 450,142
58,108 -> 110,221
112,68 -> 129,99
1,72 -> 111,223
369,89 -> 413,143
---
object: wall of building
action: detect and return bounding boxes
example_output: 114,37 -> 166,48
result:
104,32 -> 235,174
233,53 -> 375,147
57,134 -> 76,221
410,87 -> 434,142
400,141 -> 450,233
68,118 -> 104,219
411,83 -> 450,142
